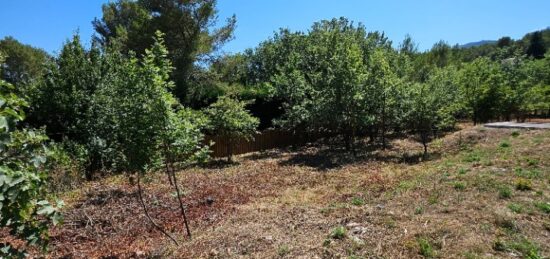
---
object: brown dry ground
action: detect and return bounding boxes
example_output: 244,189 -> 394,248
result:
28,126 -> 550,258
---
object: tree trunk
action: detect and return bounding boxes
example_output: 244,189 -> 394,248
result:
136,173 -> 178,245
170,170 -> 192,239
422,131 -> 428,158
227,137 -> 233,163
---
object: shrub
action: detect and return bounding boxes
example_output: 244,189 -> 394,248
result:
0,65 -> 62,257
498,186 -> 512,199
417,238 -> 436,258
499,140 -> 511,148
329,226 -> 346,239
515,178 -> 533,191
453,181 -> 466,191
511,130 -> 520,137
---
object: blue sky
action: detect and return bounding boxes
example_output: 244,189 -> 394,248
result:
1,0 -> 549,55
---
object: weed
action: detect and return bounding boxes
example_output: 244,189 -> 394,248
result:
329,226 -> 346,239
515,178 -> 533,191
384,218 -> 397,229
277,244 -> 290,257
322,239 -> 331,247
507,237 -> 541,259
526,158 -> 538,167
516,168 -> 541,179
507,203 -> 524,214
499,140 -> 511,148
453,181 -> 466,191
534,202 -> 550,214
428,193 -> 439,205
463,151 -> 481,163
495,216 -> 518,233
417,238 -> 436,258
498,186 -> 512,199
415,206 -> 424,215
458,168 -> 468,175
493,239 -> 507,251
511,130 -> 520,137
351,197 -> 365,206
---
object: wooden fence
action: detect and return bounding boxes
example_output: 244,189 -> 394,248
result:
204,129 -> 326,158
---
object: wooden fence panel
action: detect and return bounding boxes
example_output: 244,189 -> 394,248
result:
204,130 -> 318,158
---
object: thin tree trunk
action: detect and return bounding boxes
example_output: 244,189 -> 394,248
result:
169,170 -> 192,239
136,174 -> 178,245
227,137 -> 233,163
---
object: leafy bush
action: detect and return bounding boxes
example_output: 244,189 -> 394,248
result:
1,61 -> 62,257
205,96 -> 259,162
498,186 -> 512,199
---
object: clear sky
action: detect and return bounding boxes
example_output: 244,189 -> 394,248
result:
1,0 -> 549,55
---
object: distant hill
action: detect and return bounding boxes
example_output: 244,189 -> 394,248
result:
460,40 -> 497,48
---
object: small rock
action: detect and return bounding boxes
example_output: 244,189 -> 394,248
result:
346,222 -> 360,228
206,197 -> 215,205
376,204 -> 385,210
265,235 -> 273,241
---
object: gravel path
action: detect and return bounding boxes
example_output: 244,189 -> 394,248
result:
485,121 -> 550,129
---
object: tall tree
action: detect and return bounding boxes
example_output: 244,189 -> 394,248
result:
0,37 -> 50,87
93,0 -> 237,101
526,31 -> 546,59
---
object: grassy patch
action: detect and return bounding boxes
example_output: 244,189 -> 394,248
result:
453,181 -> 466,191
329,226 -> 347,239
507,203 -> 524,214
498,186 -> 512,199
534,202 -> 550,214
507,237 -> 542,259
499,140 -> 511,148
350,197 -> 365,206
417,238 -> 436,258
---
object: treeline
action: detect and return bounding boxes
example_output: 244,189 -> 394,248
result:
1,0 -> 550,255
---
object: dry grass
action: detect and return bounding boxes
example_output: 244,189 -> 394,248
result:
19,125 -> 549,258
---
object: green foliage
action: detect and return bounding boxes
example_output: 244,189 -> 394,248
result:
534,202 -> 550,214
0,36 -> 50,87
205,96 -> 259,161
498,186 -> 512,199
499,140 -> 511,148
507,203 -> 524,213
453,181 -> 466,191
329,226 -> 347,239
0,56 -> 62,257
417,238 -> 436,258
350,197 -> 365,206
515,178 -> 533,191
93,0 -> 236,102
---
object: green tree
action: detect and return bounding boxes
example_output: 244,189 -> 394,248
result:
408,67 -> 460,156
459,57 -> 504,124
205,96 -> 259,162
0,54 -> 62,257
0,37 -> 50,87
526,31 -> 547,59
93,0 -> 237,102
